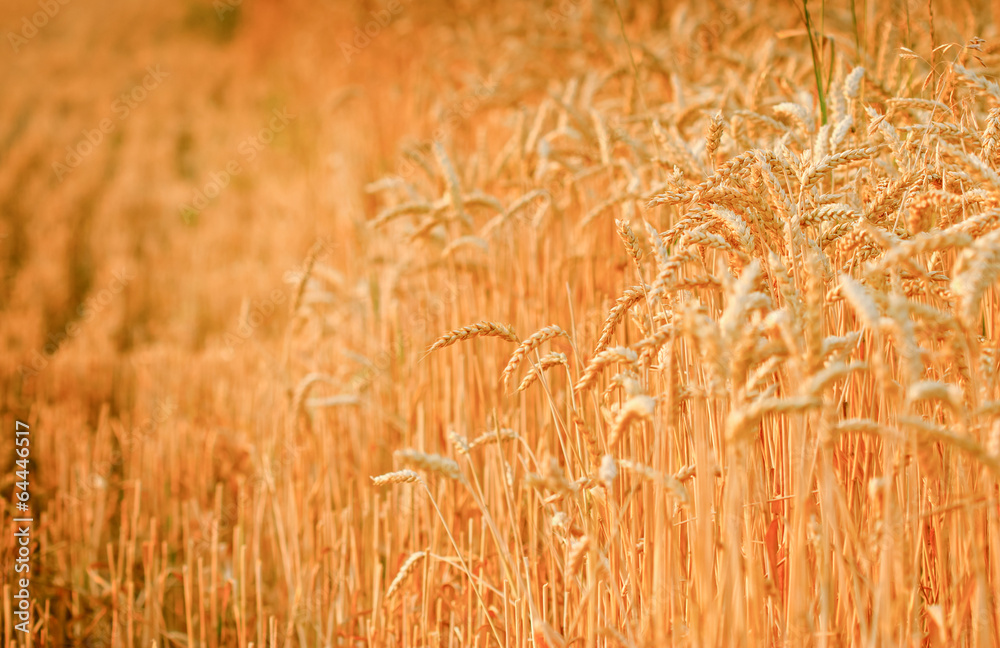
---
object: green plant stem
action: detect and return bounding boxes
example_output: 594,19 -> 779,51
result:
802,0 -> 829,125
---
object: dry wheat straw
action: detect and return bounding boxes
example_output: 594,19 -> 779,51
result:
144,7 -> 1000,643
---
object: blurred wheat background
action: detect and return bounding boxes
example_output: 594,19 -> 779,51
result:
2,0 -> 1000,646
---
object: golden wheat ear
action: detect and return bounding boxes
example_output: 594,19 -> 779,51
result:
421,320 -> 519,361
500,324 -> 568,391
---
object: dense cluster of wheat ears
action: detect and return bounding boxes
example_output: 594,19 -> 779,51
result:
368,35 -> 1000,648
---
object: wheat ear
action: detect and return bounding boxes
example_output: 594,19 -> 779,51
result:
371,469 -> 423,487
425,321 -> 519,357
385,551 -> 427,600
517,352 -> 569,393
501,325 -> 568,391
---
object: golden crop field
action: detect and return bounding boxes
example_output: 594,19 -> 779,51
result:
2,0 -> 1000,645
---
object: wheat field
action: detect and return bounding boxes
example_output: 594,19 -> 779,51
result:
2,0 -> 1000,646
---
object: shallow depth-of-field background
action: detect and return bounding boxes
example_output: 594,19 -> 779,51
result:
3,0 -> 1000,645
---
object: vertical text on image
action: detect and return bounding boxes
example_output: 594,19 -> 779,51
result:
12,420 -> 33,634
